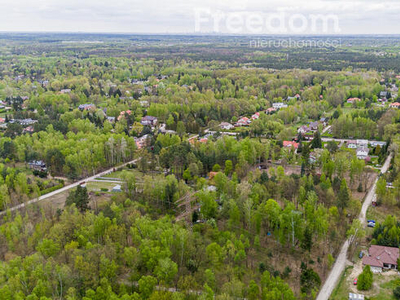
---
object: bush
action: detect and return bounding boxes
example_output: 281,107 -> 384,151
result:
100,188 -> 108,192
33,169 -> 48,178
40,183 -> 64,195
394,286 -> 400,299
357,265 -> 373,291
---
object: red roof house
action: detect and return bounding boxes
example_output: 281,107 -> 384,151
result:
362,245 -> 399,272
283,141 -> 299,149
390,102 -> 400,108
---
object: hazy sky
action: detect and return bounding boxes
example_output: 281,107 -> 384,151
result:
0,0 -> 399,34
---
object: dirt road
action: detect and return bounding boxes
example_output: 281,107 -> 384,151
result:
0,158 -> 138,217
316,152 -> 392,300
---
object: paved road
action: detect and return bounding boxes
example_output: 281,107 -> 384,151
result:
316,152 -> 392,300
321,137 -> 386,146
0,158 -> 138,217
322,125 -> 332,134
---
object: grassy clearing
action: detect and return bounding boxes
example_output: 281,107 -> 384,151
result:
331,266 -> 354,300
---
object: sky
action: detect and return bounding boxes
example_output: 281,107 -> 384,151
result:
0,0 -> 399,35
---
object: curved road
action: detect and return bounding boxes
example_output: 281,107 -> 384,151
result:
316,152 -> 392,300
0,158 -> 138,217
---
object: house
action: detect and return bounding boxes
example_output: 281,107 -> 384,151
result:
112,185 -> 122,193
356,147 -> 370,160
23,126 -> 34,133
0,118 -> 5,123
320,117 -> 329,126
219,122 -> 234,130
283,141 -> 299,150
349,293 -> 364,300
251,112 -> 260,120
298,125 -> 311,135
380,91 -> 388,98
309,153 -> 317,164
141,116 -> 158,126
78,103 -> 96,111
347,141 -> 357,149
118,110 -> 132,121
60,89 -> 71,94
309,121 -> 319,131
390,102 -> 400,108
347,97 -> 361,103
236,117 -> 251,126
14,118 -> 38,126
272,102 -> 288,109
206,185 -> 217,192
371,141 -> 386,148
140,100 -> 149,107
362,245 -> 399,273
265,107 -> 276,114
357,139 -> 368,147
208,172 -> 218,180
135,134 -> 150,149
199,138 -> 208,144
28,160 -> 47,172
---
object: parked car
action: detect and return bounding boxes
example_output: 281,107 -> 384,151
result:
359,251 -> 363,259
353,278 -> 358,285
368,222 -> 376,228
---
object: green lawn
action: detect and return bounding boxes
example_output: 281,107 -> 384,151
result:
331,266 -> 354,300
331,267 -> 399,300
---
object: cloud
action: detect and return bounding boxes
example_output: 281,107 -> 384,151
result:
0,0 -> 398,34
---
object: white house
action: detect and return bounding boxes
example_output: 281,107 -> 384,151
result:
141,116 -> 158,126
272,103 -> 288,109
356,147 -> 370,160
371,141 -> 386,147
219,122 -> 234,130
347,141 -> 357,149
356,139 -> 368,147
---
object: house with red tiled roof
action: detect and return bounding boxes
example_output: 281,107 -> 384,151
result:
118,110 -> 132,121
265,107 -> 276,114
390,102 -> 400,108
362,245 -> 399,273
347,97 -> 361,103
236,117 -> 251,126
283,141 -> 299,150
251,112 -> 260,120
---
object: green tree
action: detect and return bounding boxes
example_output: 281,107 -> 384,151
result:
224,160 -> 233,176
337,179 -> 350,210
311,130 -> 322,149
139,276 -> 158,299
65,185 -> 89,212
357,265 -> 373,291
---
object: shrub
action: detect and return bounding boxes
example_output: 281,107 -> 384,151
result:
357,265 -> 373,291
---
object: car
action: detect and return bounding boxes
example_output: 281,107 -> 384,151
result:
353,278 -> 358,285
359,251 -> 363,259
368,222 -> 376,228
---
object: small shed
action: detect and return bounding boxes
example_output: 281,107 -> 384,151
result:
112,185 -> 122,193
349,293 -> 364,300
